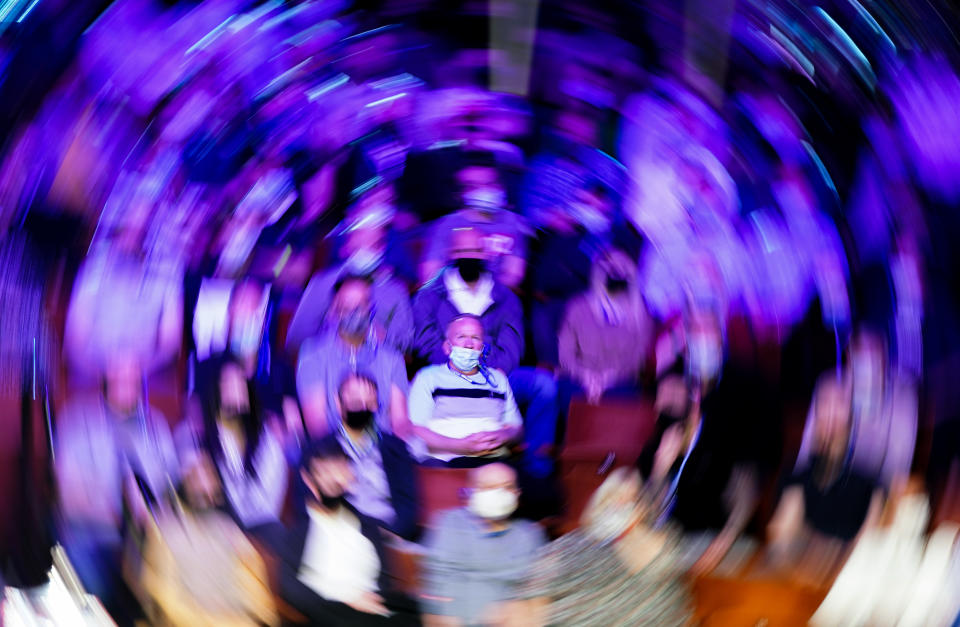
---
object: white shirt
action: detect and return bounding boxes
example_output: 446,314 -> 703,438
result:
297,507 -> 381,604
442,269 -> 495,316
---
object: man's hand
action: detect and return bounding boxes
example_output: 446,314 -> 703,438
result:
461,432 -> 502,455
347,591 -> 391,616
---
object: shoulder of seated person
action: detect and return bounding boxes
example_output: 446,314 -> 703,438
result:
57,392 -> 104,420
486,367 -> 510,381
415,363 -> 448,377
299,333 -> 334,355
431,507 -> 474,529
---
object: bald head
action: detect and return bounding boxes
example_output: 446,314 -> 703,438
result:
468,463 -> 517,492
445,315 -> 484,353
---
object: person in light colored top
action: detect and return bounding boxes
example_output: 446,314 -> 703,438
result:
296,274 -> 410,438
412,227 -> 558,479
558,247 -> 652,403
55,355 -> 180,625
504,468 -> 694,626
422,463 -> 546,627
267,439 -> 420,626
139,455 -> 279,627
407,315 -> 522,465
795,326 -> 917,490
176,356 -> 288,532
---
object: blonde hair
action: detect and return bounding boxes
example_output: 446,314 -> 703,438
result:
580,467 -> 645,530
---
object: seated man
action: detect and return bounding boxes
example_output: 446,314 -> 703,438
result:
768,375 -> 884,573
315,373 -> 418,540
297,275 -> 410,438
408,315 -> 522,466
412,227 -> 556,478
422,463 -> 545,627
270,440 -> 420,626
286,221 -> 415,354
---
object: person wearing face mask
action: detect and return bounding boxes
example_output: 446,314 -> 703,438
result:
312,373 -> 418,540
794,326 -> 917,491
265,440 -> 421,626
418,153 -> 531,289
767,376 -> 884,578
421,463 -> 545,627
297,275 -> 410,439
557,248 -> 653,405
636,308 -> 770,577
175,357 -> 288,535
286,222 -> 415,354
413,228 -> 559,485
407,315 -> 523,467
504,468 -> 693,626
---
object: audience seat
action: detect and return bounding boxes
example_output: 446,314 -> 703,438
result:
693,575 -> 827,627
382,535 -> 425,598
415,465 -> 472,528
560,398 -> 656,461
557,399 -> 656,532
146,368 -> 184,430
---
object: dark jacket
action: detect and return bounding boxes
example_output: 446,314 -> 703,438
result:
317,431 -> 419,540
412,274 -> 524,374
264,504 -> 393,617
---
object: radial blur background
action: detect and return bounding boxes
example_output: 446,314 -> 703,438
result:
2,0 -> 960,619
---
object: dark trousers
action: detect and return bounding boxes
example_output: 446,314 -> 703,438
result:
282,583 -> 421,626
508,367 -> 560,479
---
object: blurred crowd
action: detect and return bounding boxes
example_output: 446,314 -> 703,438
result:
2,0 -> 960,625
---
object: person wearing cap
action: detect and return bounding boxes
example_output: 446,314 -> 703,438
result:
418,152 -> 530,289
412,229 -> 557,482
421,463 -> 545,627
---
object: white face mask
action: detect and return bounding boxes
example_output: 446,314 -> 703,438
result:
464,187 -> 506,210
449,346 -> 481,372
468,488 -> 518,520
687,334 -> 722,381
586,505 -> 638,544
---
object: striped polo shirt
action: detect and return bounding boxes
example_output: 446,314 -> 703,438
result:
407,363 -> 522,462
